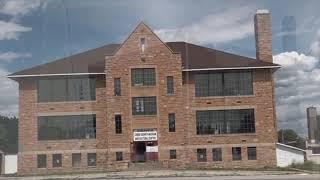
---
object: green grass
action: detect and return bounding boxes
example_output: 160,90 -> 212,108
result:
290,161 -> 320,172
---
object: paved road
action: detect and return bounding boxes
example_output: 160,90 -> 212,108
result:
123,174 -> 320,180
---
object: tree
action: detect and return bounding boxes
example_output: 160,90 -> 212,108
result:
278,129 -> 306,149
0,123 -> 8,150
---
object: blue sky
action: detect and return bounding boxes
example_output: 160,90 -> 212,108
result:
1,0 -> 320,136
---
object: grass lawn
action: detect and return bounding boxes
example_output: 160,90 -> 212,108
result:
290,161 -> 320,172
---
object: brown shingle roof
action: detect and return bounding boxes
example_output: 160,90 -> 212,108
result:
8,42 -> 279,77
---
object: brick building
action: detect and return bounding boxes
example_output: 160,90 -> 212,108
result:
8,10 -> 280,175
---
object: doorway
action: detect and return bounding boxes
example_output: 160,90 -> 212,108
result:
135,142 -> 146,162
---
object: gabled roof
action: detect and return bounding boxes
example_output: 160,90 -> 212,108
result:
166,42 -> 280,71
276,143 -> 306,152
7,42 -> 280,78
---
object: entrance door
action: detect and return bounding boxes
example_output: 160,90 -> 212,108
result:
135,142 -> 146,162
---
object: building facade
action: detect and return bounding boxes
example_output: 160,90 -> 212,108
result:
8,10 -> 280,175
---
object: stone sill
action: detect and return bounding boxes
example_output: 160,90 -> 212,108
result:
37,100 -> 97,105
38,139 -> 97,144
196,133 -> 257,137
195,95 -> 255,100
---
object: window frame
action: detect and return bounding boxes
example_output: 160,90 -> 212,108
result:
52,154 -> 62,168
247,147 -> 257,160
232,147 -> 242,161
115,115 -> 122,134
196,109 -> 255,135
37,77 -> 96,102
212,148 -> 222,161
132,97 -> 157,115
167,76 -> 174,95
116,152 -> 123,161
197,149 -> 207,162
38,114 -> 96,141
131,68 -> 156,86
168,113 -> 176,132
72,153 -> 81,168
114,78 -> 121,96
195,70 -> 253,97
170,149 -> 177,159
87,153 -> 97,167
37,154 -> 46,168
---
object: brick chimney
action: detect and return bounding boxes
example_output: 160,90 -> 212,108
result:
254,9 -> 273,63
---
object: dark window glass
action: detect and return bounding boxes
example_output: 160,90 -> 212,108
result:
312,147 -> 320,154
115,115 -> 122,134
37,154 -> 46,168
170,150 -> 177,159
52,154 -> 62,168
232,147 -> 242,161
38,114 -> 96,140
38,77 -> 96,102
72,153 -> 81,167
168,113 -> 175,132
132,97 -> 157,115
116,152 -> 123,161
131,68 -> 155,86
87,153 -> 96,166
247,147 -> 257,160
197,149 -> 207,162
196,109 -> 255,135
114,78 -> 121,96
167,76 -> 174,94
195,71 -> 252,97
212,148 -> 222,161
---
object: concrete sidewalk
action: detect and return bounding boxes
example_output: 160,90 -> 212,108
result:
0,169 -> 314,180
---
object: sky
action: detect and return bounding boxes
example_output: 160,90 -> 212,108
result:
1,0 -> 320,136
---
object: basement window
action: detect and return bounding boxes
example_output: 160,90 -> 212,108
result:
72,153 -> 81,167
170,150 -> 177,159
247,147 -> 257,160
212,148 -> 222,161
232,147 -> 242,161
116,152 -> 123,161
52,154 -> 62,168
37,154 -> 46,168
87,153 -> 97,167
197,149 -> 207,162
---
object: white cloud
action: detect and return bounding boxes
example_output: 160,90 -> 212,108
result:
0,52 -> 31,63
0,66 -> 18,116
0,0 -> 48,16
274,52 -> 320,136
154,6 -> 255,45
0,20 -> 31,40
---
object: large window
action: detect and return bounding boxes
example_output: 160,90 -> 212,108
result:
196,109 -> 255,135
38,114 -> 96,140
38,77 -> 96,102
195,71 -> 252,97
132,97 -> 157,115
131,68 -> 156,86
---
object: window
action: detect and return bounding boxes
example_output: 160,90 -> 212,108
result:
312,147 -> 320,154
196,109 -> 255,135
132,97 -> 157,115
232,147 -> 242,161
38,77 -> 96,102
87,153 -> 96,166
52,154 -> 62,168
197,149 -> 207,162
114,78 -> 121,96
116,152 -> 123,161
212,148 -> 222,161
170,150 -> 177,159
72,153 -> 81,167
131,68 -> 156,86
168,113 -> 175,132
140,37 -> 145,52
37,154 -> 46,168
195,71 -> 252,97
38,114 -> 96,140
167,76 -> 174,94
247,147 -> 257,160
115,115 -> 122,134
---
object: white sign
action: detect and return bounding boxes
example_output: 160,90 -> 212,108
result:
133,130 -> 157,141
146,146 -> 158,152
